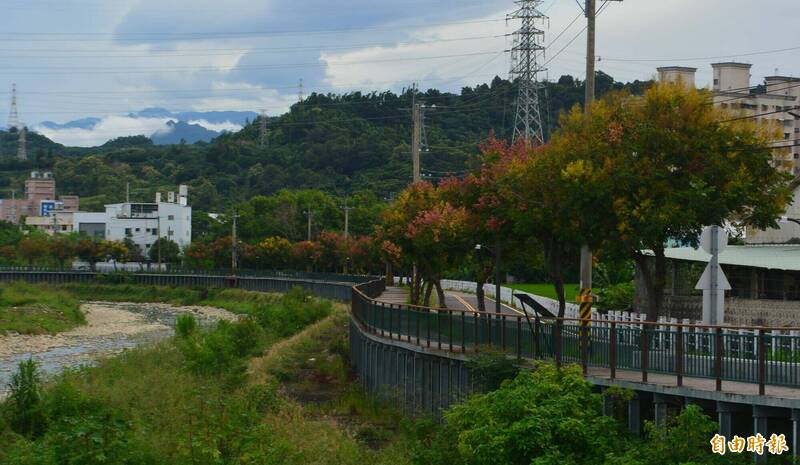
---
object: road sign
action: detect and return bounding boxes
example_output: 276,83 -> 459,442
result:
696,225 -> 729,325
695,263 -> 732,291
700,225 -> 727,255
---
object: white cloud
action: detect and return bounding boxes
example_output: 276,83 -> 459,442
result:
187,119 -> 242,132
33,116 -> 174,147
320,12 -> 511,92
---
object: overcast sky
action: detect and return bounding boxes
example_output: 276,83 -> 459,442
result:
1,0 -> 798,144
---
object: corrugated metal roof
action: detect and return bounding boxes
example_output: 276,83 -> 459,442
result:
652,245 -> 800,271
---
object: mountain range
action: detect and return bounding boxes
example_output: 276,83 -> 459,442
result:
36,108 -> 259,145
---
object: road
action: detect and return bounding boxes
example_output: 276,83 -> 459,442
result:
377,286 -> 524,317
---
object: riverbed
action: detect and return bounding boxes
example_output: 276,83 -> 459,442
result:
0,301 -> 238,396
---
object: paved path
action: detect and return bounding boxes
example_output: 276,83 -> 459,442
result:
376,286 -> 523,316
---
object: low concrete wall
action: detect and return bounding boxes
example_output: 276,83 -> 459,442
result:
349,319 -> 473,417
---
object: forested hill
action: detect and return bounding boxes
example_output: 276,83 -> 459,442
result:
0,72 -> 652,212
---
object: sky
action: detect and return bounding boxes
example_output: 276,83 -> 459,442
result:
0,0 -> 798,146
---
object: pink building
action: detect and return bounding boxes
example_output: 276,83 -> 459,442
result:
0,171 -> 80,224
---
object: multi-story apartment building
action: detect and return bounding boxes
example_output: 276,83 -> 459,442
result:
657,63 -> 800,175
73,185 -> 192,255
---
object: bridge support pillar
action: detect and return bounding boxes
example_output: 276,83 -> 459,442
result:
716,401 -> 748,438
752,406 -> 778,464
628,394 -> 641,435
602,389 -> 614,417
653,394 -> 672,428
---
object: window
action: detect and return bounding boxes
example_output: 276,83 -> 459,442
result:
762,105 -> 768,111
168,230 -> 174,236
168,215 -> 174,220
145,244 -> 151,249
125,228 -> 132,237
152,229 -> 157,236
785,133 -> 791,140
714,79 -> 719,85
135,228 -> 140,232
146,228 -> 150,232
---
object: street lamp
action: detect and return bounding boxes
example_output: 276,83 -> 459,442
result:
475,243 -> 502,314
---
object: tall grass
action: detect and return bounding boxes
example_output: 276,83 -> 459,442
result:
0,282 -> 84,335
0,287 -> 411,465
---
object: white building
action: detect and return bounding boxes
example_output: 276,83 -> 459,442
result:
657,63 -> 800,175
73,185 -> 191,255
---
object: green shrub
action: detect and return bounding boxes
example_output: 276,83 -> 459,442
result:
7,360 -> 46,438
465,348 -> 519,393
596,281 -> 635,312
174,314 -> 197,338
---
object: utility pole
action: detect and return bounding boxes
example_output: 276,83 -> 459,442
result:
259,111 -> 268,147
157,215 -> 162,269
231,210 -> 239,273
341,202 -> 354,274
304,209 -> 313,241
508,0 -> 547,146
411,84 -> 423,183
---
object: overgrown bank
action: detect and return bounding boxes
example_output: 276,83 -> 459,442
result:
0,282 -> 84,335
0,288 -> 412,465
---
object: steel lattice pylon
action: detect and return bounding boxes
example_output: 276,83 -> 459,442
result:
7,83 -> 19,130
508,0 -> 546,146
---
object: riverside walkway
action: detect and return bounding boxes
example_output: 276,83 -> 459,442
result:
352,278 -> 800,458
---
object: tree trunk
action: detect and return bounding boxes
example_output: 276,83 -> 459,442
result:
411,269 -> 423,305
476,278 -> 486,312
434,280 -> 447,309
423,280 -> 434,307
634,247 -> 666,322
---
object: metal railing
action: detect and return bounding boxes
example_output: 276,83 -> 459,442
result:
352,279 -> 800,393
0,265 -> 374,283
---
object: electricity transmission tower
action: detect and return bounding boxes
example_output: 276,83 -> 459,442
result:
7,84 -> 26,160
7,83 -> 19,130
17,127 -> 27,161
508,0 -> 547,146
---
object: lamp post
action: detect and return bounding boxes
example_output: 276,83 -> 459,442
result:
475,243 -> 502,314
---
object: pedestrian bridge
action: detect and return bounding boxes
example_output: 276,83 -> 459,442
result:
350,278 -> 800,460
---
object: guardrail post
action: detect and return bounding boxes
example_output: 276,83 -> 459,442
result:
610,322 -> 617,380
555,322 -> 562,368
449,311 -> 453,352
715,327 -> 723,392
516,316 -> 522,360
758,328 -> 766,395
501,315 -> 506,351
641,326 -> 649,383
473,312 -> 479,353
676,325 -> 683,387
461,311 -> 466,354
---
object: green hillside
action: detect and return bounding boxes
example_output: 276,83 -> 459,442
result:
0,73 -> 652,214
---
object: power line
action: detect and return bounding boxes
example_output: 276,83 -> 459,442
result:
0,18 -> 508,42
0,34 -> 509,58
600,44 -> 800,63
0,50 -> 502,75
